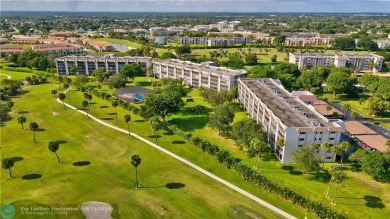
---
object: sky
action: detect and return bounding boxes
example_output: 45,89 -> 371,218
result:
1,0 -> 390,13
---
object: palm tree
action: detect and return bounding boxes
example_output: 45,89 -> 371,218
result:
58,93 -> 67,109
325,164 -> 341,198
320,142 -> 332,169
331,145 -> 342,163
7,101 -> 14,113
149,117 -> 161,143
250,138 -> 267,171
350,111 -> 359,120
124,114 -> 131,135
51,89 -> 57,98
1,158 -> 14,178
66,77 -> 72,85
58,76 -> 63,90
331,168 -> 346,205
63,83 -> 71,101
29,122 -> 39,143
339,141 -> 351,165
111,100 -> 119,121
82,100 -> 89,117
130,154 -> 142,188
48,141 -> 61,163
325,105 -> 333,115
86,94 -> 93,107
17,116 -> 27,129
341,103 -> 351,112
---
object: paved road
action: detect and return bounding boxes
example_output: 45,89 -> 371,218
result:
56,97 -> 297,219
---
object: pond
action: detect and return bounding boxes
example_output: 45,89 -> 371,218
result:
110,43 -> 132,52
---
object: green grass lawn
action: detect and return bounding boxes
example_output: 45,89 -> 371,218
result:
1,83 -> 291,219
67,77 -> 390,218
93,38 -> 142,49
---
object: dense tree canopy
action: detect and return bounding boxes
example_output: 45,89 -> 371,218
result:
209,102 -> 235,135
333,37 -> 356,50
119,63 -> 145,81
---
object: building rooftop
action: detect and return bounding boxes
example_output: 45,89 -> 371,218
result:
291,52 -> 384,59
55,55 -> 152,61
154,59 -> 247,77
241,78 -> 337,128
355,135 -> 388,153
344,121 -> 377,135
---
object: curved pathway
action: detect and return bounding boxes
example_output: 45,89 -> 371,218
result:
0,73 -> 12,79
56,97 -> 297,219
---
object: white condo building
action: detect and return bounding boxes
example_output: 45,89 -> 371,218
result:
55,54 -> 153,75
289,53 -> 384,72
153,59 -> 248,91
238,78 -> 345,163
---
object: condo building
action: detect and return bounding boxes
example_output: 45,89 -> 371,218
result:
207,37 -> 252,47
153,59 -> 248,91
289,53 -> 384,72
55,54 -> 153,75
32,44 -> 83,54
0,44 -> 27,57
283,32 -> 349,47
238,78 -> 344,163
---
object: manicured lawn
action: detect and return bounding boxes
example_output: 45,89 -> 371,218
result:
63,86 -> 318,218
1,83 -> 289,219
67,79 -> 390,218
93,37 -> 142,49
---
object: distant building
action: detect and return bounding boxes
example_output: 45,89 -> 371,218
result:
48,31 -> 79,37
12,35 -> 41,44
131,29 -> 148,34
207,37 -> 251,47
81,38 -> 113,52
238,78 -> 344,163
192,25 -> 211,32
373,39 -> 390,50
0,44 -> 27,57
289,53 -> 384,72
32,44 -> 83,54
283,32 -> 348,47
153,59 -> 248,91
55,54 -> 153,75
178,37 -> 208,45
0,38 -> 8,44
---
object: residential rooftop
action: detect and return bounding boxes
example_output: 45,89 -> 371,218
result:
154,59 -> 247,77
241,78 -> 337,128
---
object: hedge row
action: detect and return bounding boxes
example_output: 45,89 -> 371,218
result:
168,124 -> 346,219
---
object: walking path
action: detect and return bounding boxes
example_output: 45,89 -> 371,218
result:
0,74 -> 12,79
56,97 -> 297,219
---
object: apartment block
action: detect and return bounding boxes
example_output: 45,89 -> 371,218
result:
238,78 -> 344,163
289,53 -> 384,72
207,37 -> 251,47
55,54 -> 153,75
0,44 -> 27,57
373,39 -> 390,50
178,37 -> 208,45
12,36 -> 41,44
284,32 -> 348,47
33,44 -> 83,54
153,59 -> 248,91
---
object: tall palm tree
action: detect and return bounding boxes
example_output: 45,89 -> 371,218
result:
111,100 -> 119,121
58,76 -> 63,90
86,94 -> 93,107
339,141 -> 351,165
82,100 -> 89,117
66,77 -> 72,85
250,138 -> 267,171
149,117 -> 161,143
51,89 -> 57,98
130,154 -> 142,188
331,145 -> 342,163
320,142 -> 332,169
1,158 -> 14,178
325,164 -> 341,198
48,141 -> 61,163
341,103 -> 351,112
331,168 -> 346,205
29,122 -> 39,143
17,116 -> 27,129
58,93 -> 67,109
63,83 -> 71,101
124,114 -> 131,135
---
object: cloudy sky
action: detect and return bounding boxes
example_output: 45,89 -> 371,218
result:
1,0 -> 389,12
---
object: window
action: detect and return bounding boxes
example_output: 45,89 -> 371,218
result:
330,132 -> 336,134
330,138 -> 335,140
298,145 -> 304,147
326,156 -> 332,159
330,144 -> 334,146
318,138 -> 322,141
299,132 -> 305,135
299,138 -> 305,141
